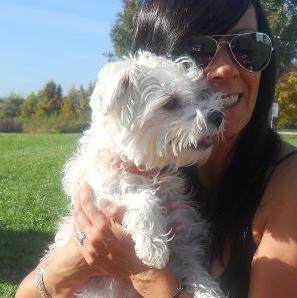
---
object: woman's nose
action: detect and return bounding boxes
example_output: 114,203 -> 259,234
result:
204,46 -> 240,82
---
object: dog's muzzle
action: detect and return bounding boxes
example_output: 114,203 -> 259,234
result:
206,111 -> 223,129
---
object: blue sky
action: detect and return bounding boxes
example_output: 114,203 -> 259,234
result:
0,0 -> 123,97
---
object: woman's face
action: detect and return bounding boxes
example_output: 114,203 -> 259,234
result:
203,5 -> 261,139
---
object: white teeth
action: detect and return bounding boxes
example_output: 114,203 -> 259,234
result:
223,95 -> 239,107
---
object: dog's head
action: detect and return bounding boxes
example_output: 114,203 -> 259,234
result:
90,51 -> 223,169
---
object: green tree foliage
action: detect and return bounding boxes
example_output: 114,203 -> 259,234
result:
0,93 -> 23,118
110,0 -> 297,75
276,64 -> 297,128
110,0 -> 140,57
262,0 -> 297,75
59,85 -> 92,122
0,93 -> 23,132
19,92 -> 39,119
55,84 -> 63,111
60,87 -> 80,120
7,81 -> 94,133
77,83 -> 93,122
34,81 -> 63,118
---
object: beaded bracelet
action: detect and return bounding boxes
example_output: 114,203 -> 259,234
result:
172,278 -> 185,298
36,266 -> 51,298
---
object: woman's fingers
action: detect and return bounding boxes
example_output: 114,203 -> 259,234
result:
76,183 -> 124,227
75,183 -> 110,229
100,201 -> 125,225
73,194 -> 92,229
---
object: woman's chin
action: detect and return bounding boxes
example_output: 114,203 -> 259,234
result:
222,98 -> 252,139
222,119 -> 244,139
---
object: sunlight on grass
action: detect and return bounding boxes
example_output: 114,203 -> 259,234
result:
0,133 -> 79,296
281,134 -> 297,146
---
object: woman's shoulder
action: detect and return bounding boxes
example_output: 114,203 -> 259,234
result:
251,140 -> 297,244
252,141 -> 297,245
263,141 -> 297,203
249,141 -> 297,298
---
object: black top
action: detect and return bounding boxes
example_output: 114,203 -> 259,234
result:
218,149 -> 297,298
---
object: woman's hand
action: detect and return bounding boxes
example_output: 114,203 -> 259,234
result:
73,183 -> 151,280
73,183 -> 187,298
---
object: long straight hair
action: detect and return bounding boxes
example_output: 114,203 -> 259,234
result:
132,0 -> 281,296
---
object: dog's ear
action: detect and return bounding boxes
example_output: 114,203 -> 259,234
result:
109,71 -> 134,120
90,61 -> 137,126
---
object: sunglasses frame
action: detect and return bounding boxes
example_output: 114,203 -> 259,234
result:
194,32 -> 274,73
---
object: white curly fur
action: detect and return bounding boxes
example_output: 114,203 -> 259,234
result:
49,51 -> 225,297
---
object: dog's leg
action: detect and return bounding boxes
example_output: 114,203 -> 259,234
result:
167,215 -> 225,298
181,266 -> 224,298
186,265 -> 224,298
121,191 -> 170,269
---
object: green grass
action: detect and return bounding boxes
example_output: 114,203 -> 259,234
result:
0,133 -> 79,297
0,133 -> 296,297
281,134 -> 297,146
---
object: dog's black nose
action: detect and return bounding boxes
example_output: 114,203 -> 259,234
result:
207,111 -> 223,128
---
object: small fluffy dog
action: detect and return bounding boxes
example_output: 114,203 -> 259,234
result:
50,51 -> 225,298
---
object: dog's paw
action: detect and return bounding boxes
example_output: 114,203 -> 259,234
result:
134,238 -> 170,269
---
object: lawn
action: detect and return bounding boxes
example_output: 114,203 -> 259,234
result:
0,133 -> 296,297
0,133 -> 79,297
281,134 -> 297,146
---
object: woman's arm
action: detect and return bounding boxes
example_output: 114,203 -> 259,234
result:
15,238 -> 191,298
15,238 -> 97,298
248,155 -> 297,298
130,267 -> 191,298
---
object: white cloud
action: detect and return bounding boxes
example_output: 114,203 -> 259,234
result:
0,2 -> 110,36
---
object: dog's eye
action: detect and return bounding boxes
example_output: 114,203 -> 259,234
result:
163,97 -> 179,110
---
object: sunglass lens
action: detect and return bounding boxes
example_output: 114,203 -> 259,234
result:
230,33 -> 272,72
185,37 -> 217,68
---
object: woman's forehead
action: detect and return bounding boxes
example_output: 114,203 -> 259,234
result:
226,5 -> 257,34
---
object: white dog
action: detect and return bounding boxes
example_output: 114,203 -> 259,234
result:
50,51 -> 225,298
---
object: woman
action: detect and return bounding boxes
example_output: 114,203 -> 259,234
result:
16,0 -> 297,297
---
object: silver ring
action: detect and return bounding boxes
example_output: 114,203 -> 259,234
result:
75,231 -> 86,245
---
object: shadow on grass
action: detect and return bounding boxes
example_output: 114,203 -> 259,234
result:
0,229 -> 54,283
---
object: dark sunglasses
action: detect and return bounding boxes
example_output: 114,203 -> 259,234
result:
182,32 -> 273,73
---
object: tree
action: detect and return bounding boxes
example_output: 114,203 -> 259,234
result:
77,84 -> 92,122
262,0 -> 297,75
110,0 -> 140,57
60,87 -> 80,120
18,92 -> 39,119
275,64 -> 297,128
54,84 -> 63,112
59,84 -> 92,124
0,93 -> 23,119
34,81 -> 63,118
110,0 -> 297,74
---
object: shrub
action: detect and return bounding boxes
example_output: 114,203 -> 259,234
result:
21,116 -> 89,133
0,118 -> 22,132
